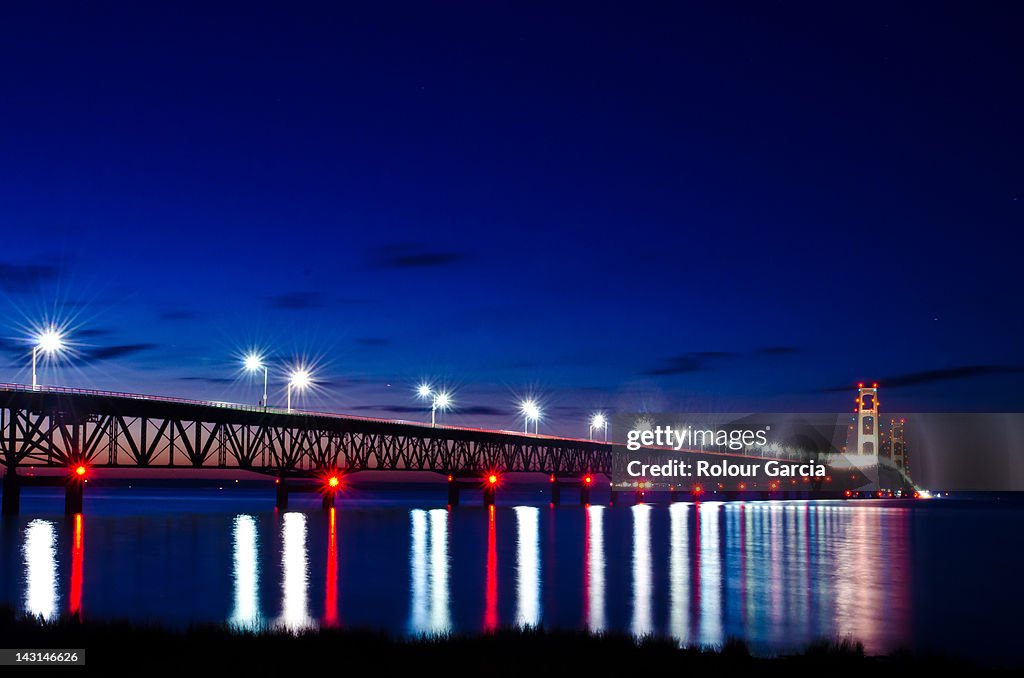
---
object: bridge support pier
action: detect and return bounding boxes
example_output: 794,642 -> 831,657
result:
447,480 -> 460,507
2,470 -> 20,515
483,484 -> 496,507
579,483 -> 590,506
321,490 -> 335,511
610,489 -> 620,506
65,476 -> 84,515
276,476 -> 289,511
550,480 -> 561,506
669,490 -> 680,502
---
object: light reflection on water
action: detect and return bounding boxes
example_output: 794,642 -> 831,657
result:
23,519 -> 58,620
4,494 -> 1011,660
409,508 -> 450,634
278,512 -> 311,631
230,514 -> 260,628
584,505 -> 605,633
513,506 -> 541,627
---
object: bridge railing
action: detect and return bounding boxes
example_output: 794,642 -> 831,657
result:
0,382 -> 608,446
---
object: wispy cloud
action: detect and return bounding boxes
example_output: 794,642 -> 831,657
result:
821,365 -> 1024,391
757,346 -> 800,355
265,291 -> 325,310
371,243 -> 468,269
0,261 -> 59,293
159,310 -> 198,321
644,351 -> 737,376
82,343 -> 157,362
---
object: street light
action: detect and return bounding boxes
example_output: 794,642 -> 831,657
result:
243,352 -> 269,407
287,367 -> 312,412
520,398 -> 541,434
590,413 -> 608,441
432,390 -> 451,426
416,384 -> 452,426
31,326 -> 66,390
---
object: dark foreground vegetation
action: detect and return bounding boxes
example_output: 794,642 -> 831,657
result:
1,606 -> 1013,674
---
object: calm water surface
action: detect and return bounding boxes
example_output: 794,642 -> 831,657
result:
1,487 -> 1021,663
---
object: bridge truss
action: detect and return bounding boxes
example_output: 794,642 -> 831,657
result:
0,386 -> 612,477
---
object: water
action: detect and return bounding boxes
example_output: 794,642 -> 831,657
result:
1,486 -> 1022,663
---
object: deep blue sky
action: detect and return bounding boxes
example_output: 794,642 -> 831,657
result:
1,2 -> 1022,434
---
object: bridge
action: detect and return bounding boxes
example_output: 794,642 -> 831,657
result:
0,383 -> 613,514
0,384 -> 854,515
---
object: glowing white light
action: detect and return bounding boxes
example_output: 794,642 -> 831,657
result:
23,519 -> 58,620
428,509 -> 451,633
585,505 -> 606,633
289,368 -> 312,390
434,391 -> 451,411
669,503 -> 690,644
243,353 -> 264,372
409,508 -> 451,635
231,514 -> 261,628
630,505 -> 653,637
697,502 -> 723,646
417,383 -> 433,399
410,509 -> 428,633
35,327 -> 66,355
278,512 -> 312,631
590,413 -> 607,430
520,399 -> 541,421
514,506 -> 541,627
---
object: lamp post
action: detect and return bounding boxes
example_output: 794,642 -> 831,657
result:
520,399 -> 541,434
590,413 -> 607,441
416,384 -> 451,426
243,352 -> 269,407
432,390 -> 451,426
287,368 -> 312,413
31,327 -> 66,390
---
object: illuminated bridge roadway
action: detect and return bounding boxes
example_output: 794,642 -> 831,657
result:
0,384 -> 817,515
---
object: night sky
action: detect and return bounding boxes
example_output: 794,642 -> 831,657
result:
1,2 -> 1022,435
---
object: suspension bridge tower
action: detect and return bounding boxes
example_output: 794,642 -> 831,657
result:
856,382 -> 879,456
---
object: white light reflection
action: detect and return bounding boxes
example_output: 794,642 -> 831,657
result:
585,505 -> 606,632
514,506 -> 541,627
630,504 -> 653,636
278,512 -> 312,631
668,503 -> 690,644
697,502 -> 723,646
409,508 -> 451,634
231,514 -> 261,628
23,519 -> 58,620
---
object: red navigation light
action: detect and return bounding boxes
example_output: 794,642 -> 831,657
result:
844,490 -> 852,497
327,476 -> 340,488
447,474 -> 454,483
549,474 -> 555,483
738,482 -> 746,491
487,474 -> 498,485
872,382 -> 878,388
693,484 -> 703,495
858,382 -> 864,388
769,481 -> 779,491
74,465 -> 86,477
584,475 -> 593,485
